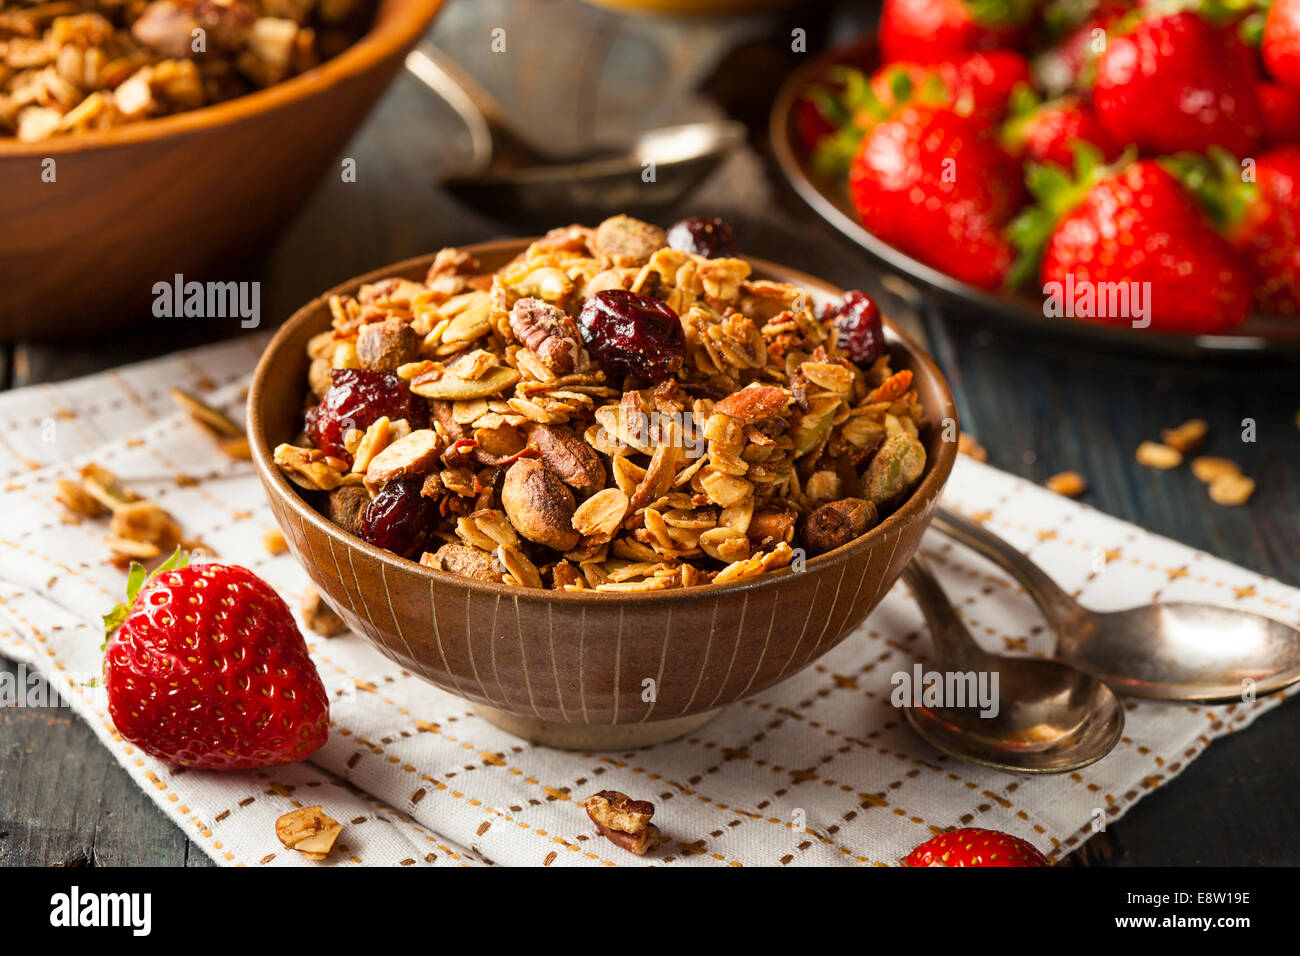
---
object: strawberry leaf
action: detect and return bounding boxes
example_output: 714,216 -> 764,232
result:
101,547 -> 190,650
1161,147 -> 1257,230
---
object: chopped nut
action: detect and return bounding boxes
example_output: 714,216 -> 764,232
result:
328,485 -> 370,537
497,545 -> 543,588
110,500 -> 181,552
582,790 -> 662,856
1160,419 -> 1208,454
274,443 -> 345,491
713,384 -> 791,424
746,507 -> 798,549
55,479 -> 106,518
357,318 -> 419,372
263,529 -> 288,556
509,297 -> 583,374
860,432 -> 926,506
275,805 -> 343,861
528,423 -> 605,494
1191,456 -> 1241,483
957,432 -> 988,462
422,543 -> 506,583
803,498 -> 876,555
364,429 -> 443,492
301,587 -> 346,636
1135,441 -> 1183,470
501,458 -> 580,552
1208,472 -> 1255,506
1044,471 -> 1087,497
592,215 -> 667,267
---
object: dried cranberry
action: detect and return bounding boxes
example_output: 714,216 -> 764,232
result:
578,290 -> 686,383
822,291 -> 884,366
360,476 -> 439,558
306,369 -> 427,458
666,216 -> 738,259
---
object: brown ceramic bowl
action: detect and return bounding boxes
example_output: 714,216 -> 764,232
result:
0,0 -> 445,341
248,239 -> 958,748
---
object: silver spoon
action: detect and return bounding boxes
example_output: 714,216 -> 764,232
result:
404,44 -> 746,225
933,507 -> 1300,703
900,559 -> 1125,774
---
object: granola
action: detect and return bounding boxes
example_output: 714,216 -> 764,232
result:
0,0 -> 375,140
274,215 -> 931,592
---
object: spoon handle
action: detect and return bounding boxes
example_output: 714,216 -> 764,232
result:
932,507 -> 1082,625
901,559 -> 991,671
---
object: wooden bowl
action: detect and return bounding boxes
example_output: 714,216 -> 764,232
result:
0,0 -> 445,341
248,239 -> 958,748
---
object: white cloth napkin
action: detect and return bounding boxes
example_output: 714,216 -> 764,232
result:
1,337 -> 1295,867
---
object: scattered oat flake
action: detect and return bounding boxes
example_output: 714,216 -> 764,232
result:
1045,471 -> 1086,497
275,806 -> 343,862
957,432 -> 988,462
1159,419 -> 1208,453
1208,473 -> 1255,507
263,529 -> 288,556
1135,441 -> 1182,470
1191,457 -> 1240,483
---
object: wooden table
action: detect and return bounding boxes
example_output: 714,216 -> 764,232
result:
2,0 -> 1297,867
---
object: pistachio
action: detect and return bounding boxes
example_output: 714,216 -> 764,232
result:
860,432 -> 926,506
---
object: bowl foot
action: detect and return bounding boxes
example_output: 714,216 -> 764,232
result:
473,706 -> 723,750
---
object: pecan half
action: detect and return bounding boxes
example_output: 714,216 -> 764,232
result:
357,318 -> 419,372
803,497 -> 877,555
582,790 -> 662,856
592,214 -> 667,267
501,458 -> 580,552
509,297 -> 583,374
528,423 -> 605,495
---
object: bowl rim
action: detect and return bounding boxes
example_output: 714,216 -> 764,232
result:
247,237 -> 959,605
0,0 -> 445,157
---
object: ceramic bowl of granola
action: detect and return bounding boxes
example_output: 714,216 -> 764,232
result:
0,0 -> 445,339
248,216 -> 958,748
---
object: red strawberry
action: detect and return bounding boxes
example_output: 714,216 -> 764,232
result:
849,105 -> 1027,289
1015,158 -> 1252,333
905,827 -> 1050,866
1003,95 -> 1119,167
870,51 -> 1031,117
1259,82 -> 1300,146
1033,0 -> 1132,95
103,552 -> 330,770
1264,0 -> 1300,93
1173,146 -> 1300,316
879,0 -> 1036,65
1234,147 -> 1300,315
1093,12 -> 1264,157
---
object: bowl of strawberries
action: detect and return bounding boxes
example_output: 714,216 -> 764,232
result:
771,0 -> 1300,354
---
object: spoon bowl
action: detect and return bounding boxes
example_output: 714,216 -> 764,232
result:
405,45 -> 745,225
902,561 -> 1125,774
1062,602 -> 1300,703
934,507 -> 1300,704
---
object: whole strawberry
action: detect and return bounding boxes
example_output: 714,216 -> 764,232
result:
905,827 -> 1051,866
1174,146 -> 1300,316
1093,12 -> 1264,157
1264,0 -> 1300,94
1002,94 -> 1119,168
1258,82 -> 1300,147
879,0 -> 1035,65
103,552 -> 330,770
849,105 -> 1026,289
1020,158 -> 1253,333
